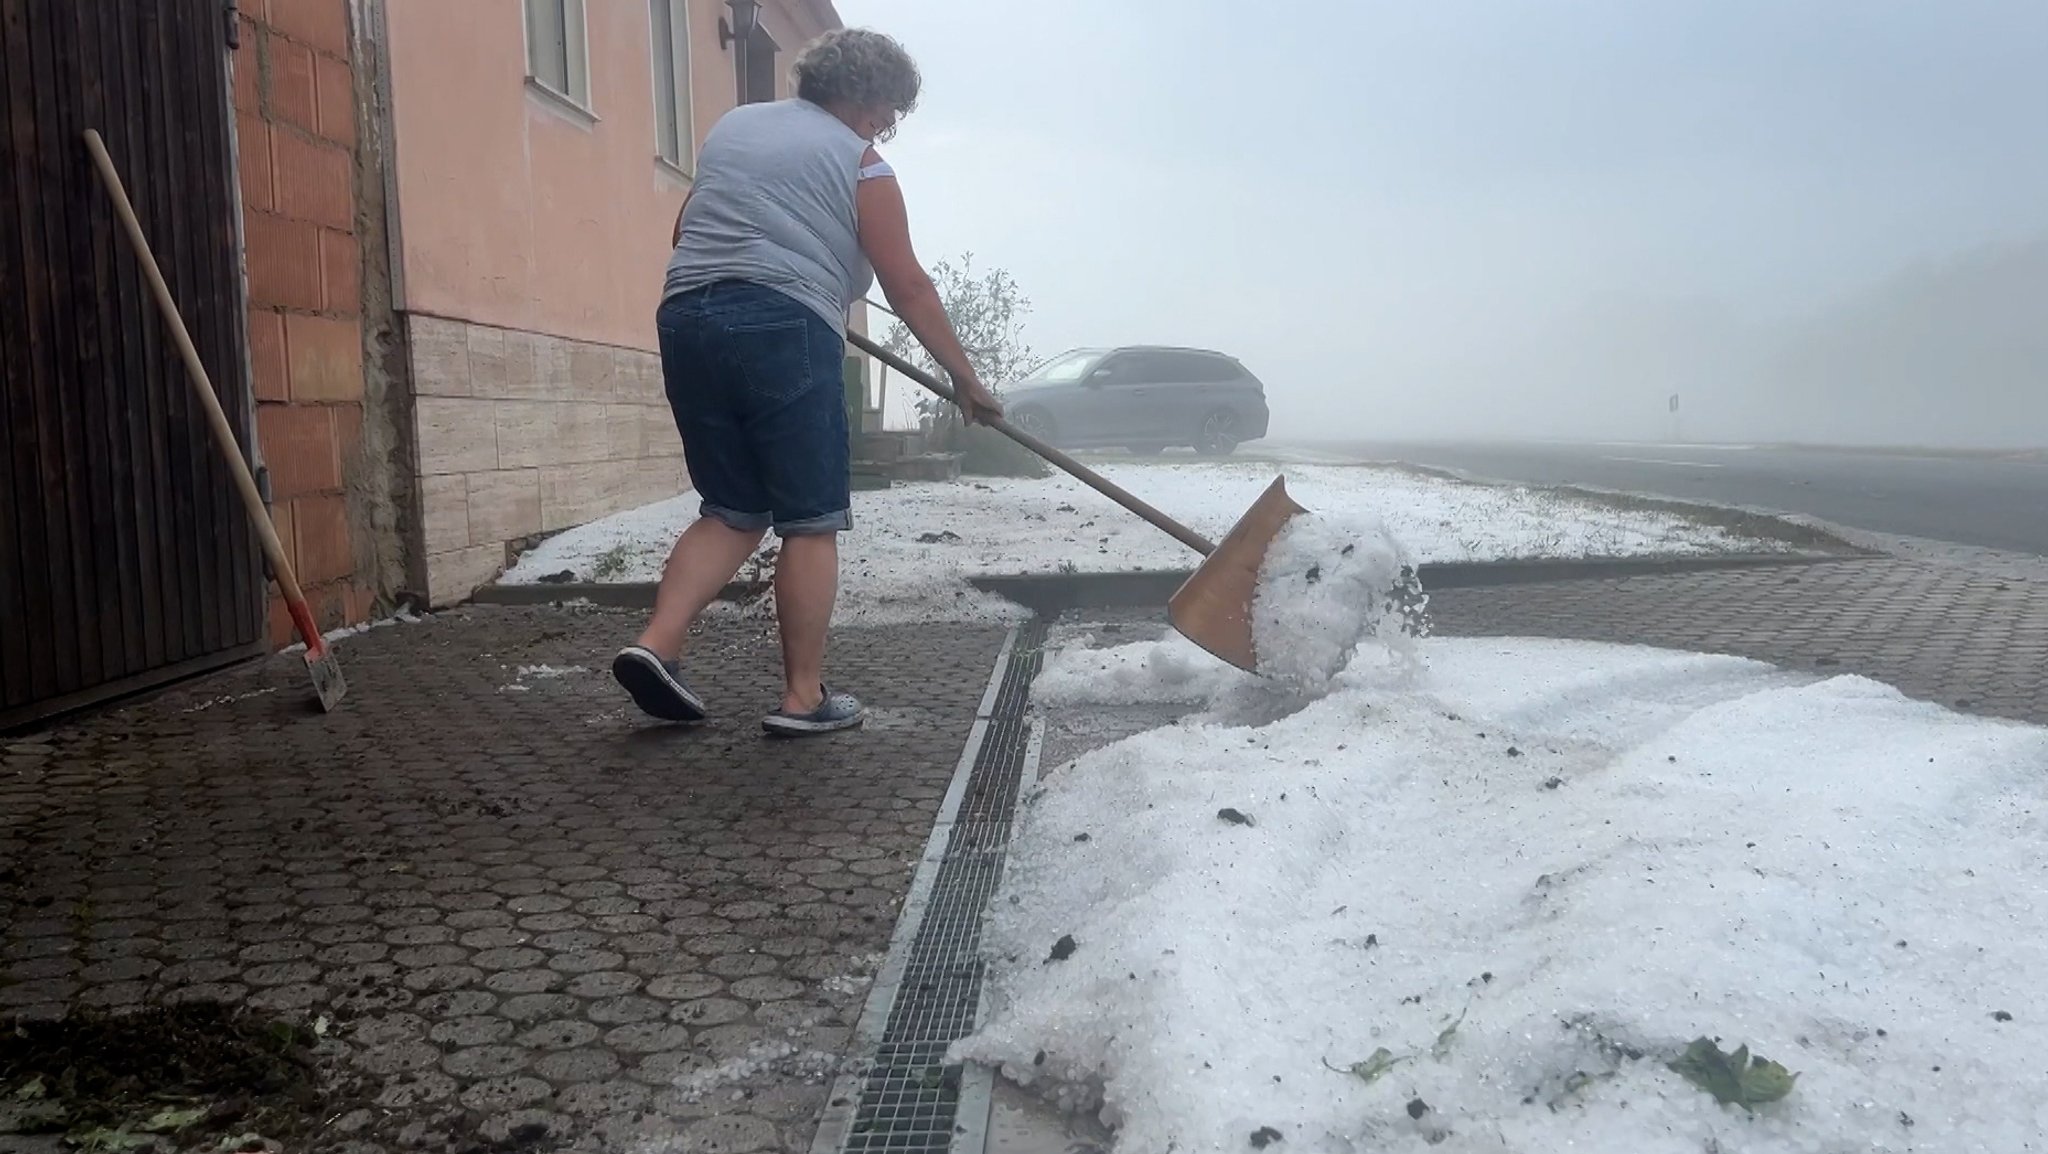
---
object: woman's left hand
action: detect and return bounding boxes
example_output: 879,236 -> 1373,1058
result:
954,377 -> 1005,426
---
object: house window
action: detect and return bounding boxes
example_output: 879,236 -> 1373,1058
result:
525,0 -> 590,109
650,0 -> 694,171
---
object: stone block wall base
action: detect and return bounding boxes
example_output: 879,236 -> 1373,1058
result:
407,314 -> 687,605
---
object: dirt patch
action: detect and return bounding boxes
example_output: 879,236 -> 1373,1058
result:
0,1002 -> 344,1152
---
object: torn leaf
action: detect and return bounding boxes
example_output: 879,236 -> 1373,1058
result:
1433,1005 -> 1469,1058
1325,1047 -> 1405,1084
1669,1037 -> 1799,1110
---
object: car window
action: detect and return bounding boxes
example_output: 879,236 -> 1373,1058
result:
1163,352 -> 1241,382
1100,352 -> 1174,385
1092,351 -> 1243,385
1023,349 -> 1103,384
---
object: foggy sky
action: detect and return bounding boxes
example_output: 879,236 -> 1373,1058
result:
835,0 -> 2048,447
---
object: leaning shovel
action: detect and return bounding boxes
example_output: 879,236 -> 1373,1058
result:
847,332 -> 1307,673
83,130 -> 348,711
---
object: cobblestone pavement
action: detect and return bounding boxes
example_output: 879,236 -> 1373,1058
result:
1429,557 -> 2048,725
0,606 -> 1007,1153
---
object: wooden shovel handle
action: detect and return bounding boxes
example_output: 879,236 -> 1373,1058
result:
846,330 -> 1216,556
82,129 -> 307,606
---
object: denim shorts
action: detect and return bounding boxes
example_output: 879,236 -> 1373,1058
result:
657,281 -> 851,537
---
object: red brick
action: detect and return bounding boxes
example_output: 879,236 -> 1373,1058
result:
344,581 -> 378,625
266,594 -> 298,649
233,19 -> 261,113
293,494 -> 355,586
248,307 -> 289,402
314,53 -> 356,147
267,38 -> 318,133
271,130 -> 353,229
267,497 -> 298,583
242,211 -> 323,310
335,402 -> 364,465
262,495 -> 298,648
280,577 -> 349,635
266,0 -> 351,58
256,403 -> 339,497
319,228 -> 360,313
235,113 -> 273,213
285,314 -> 363,402
311,580 -> 352,631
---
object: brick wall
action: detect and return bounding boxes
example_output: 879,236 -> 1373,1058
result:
234,0 -> 378,646
407,317 -> 685,605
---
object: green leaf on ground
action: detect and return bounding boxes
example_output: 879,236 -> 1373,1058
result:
1432,1006 -> 1469,1058
1324,1047 -> 1405,1084
12,1076 -> 45,1100
1668,1037 -> 1799,1110
589,544 -> 634,581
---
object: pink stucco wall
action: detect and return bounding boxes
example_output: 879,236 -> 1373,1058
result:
384,0 -> 836,353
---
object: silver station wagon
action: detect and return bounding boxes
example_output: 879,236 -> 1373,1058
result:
1000,346 -> 1271,456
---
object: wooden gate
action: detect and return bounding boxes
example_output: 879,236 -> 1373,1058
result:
1,0 -> 265,729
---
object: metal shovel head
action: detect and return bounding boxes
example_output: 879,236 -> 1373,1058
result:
1167,475 -> 1310,673
303,643 -> 349,712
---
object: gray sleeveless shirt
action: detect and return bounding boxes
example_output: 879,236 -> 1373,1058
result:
662,99 -> 874,335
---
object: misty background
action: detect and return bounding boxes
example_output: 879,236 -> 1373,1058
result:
837,0 -> 2047,449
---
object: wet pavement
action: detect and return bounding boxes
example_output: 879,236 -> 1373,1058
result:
0,606 -> 1006,1153
1429,557 -> 2048,726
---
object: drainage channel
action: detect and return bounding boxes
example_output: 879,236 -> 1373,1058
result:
812,619 -> 1048,1153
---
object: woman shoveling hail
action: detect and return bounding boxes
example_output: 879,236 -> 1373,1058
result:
612,28 -> 1003,737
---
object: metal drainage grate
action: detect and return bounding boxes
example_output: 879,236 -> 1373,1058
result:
838,621 -> 1046,1151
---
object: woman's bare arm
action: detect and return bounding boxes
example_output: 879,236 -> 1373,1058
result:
855,153 -> 1003,424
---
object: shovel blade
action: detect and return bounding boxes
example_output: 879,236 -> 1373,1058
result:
1167,475 -> 1310,673
304,646 -> 348,712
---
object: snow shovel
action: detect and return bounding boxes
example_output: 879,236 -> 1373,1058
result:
83,130 -> 348,712
847,331 -> 1307,672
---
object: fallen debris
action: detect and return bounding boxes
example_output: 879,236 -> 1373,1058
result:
0,1003 -> 343,1152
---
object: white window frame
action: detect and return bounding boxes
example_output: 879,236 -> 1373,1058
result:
649,0 -> 695,176
523,0 -> 592,115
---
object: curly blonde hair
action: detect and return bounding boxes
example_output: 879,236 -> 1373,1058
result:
792,28 -> 921,120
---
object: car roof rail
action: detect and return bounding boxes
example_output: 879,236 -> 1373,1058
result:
1118,343 -> 1232,357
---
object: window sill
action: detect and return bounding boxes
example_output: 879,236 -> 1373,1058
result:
525,77 -> 599,126
654,156 -> 694,185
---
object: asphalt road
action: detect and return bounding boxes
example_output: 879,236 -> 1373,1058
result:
1265,440 -> 2048,556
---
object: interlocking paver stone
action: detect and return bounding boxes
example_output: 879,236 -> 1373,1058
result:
1429,558 -> 2048,724
0,606 -> 1005,1152
458,1075 -> 554,1112
519,1019 -> 602,1050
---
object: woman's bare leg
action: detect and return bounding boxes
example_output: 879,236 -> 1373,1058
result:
771,533 -> 838,714
636,518 -> 767,660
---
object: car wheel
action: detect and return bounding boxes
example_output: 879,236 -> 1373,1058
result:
1010,406 -> 1056,444
1194,408 -> 1242,456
